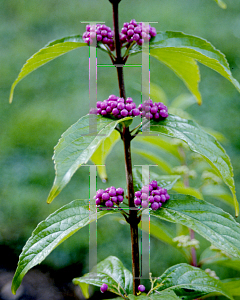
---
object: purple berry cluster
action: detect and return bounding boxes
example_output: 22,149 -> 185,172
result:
83,24 -> 115,50
100,283 -> 108,293
134,180 -> 170,211
138,99 -> 168,120
90,94 -> 141,119
94,186 -> 124,208
120,19 -> 157,46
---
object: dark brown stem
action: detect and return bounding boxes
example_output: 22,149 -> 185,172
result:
111,0 -> 140,294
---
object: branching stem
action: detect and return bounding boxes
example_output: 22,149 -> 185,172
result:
110,0 -> 140,295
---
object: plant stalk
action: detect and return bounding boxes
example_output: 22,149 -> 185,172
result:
110,0 -> 140,294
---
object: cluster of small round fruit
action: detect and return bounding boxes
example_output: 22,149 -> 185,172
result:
82,24 -> 115,50
82,20 -> 157,50
134,180 -> 170,210
94,186 -> 124,208
90,94 -> 141,119
138,99 -> 168,120
120,19 -> 157,46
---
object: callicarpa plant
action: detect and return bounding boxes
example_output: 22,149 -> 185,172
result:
9,0 -> 240,299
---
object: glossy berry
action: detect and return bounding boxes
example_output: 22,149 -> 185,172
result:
100,283 -> 108,293
134,180 -> 170,211
89,94 -> 141,120
95,186 -> 124,208
139,99 -> 168,121
120,20 -> 157,47
138,285 -> 146,292
83,24 -> 115,50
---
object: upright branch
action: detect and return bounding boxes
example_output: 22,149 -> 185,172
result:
110,0 -> 140,294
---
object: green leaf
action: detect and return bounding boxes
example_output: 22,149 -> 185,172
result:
78,282 -> 90,299
132,148 -> 173,174
155,263 -> 233,300
172,182 -> 203,199
90,130 -> 120,182
73,256 -> 133,297
222,279 -> 240,296
149,194 -> 240,259
128,291 -> 180,299
214,0 -> 227,9
9,35 -> 86,103
142,217 -> 190,260
200,247 -> 240,271
47,115 -> 132,203
135,135 -> 181,160
11,200 -> 115,294
130,32 -> 240,104
202,184 -> 234,208
132,167 -> 180,191
147,114 -> 239,216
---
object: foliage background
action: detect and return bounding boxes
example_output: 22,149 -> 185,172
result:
0,0 -> 240,294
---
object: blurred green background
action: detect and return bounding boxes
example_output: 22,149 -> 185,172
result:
1,0 -> 240,297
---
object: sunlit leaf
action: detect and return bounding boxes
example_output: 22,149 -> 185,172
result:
149,194 -> 240,258
12,200 -> 116,294
73,256 -> 133,296
145,114 -> 238,216
9,35 -> 86,103
47,115 -> 132,203
155,263 -> 233,299
90,130 -> 120,182
214,0 -> 227,9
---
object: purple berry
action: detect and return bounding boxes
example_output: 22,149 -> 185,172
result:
134,198 -> 142,206
117,102 -> 125,110
109,189 -> 117,197
165,194 -> 170,200
133,33 -> 140,41
117,195 -> 124,202
148,196 -> 154,203
135,191 -> 142,198
116,187 -> 124,195
95,198 -> 101,205
151,202 -> 159,210
150,106 -> 158,114
160,195 -> 167,203
112,108 -> 119,115
160,110 -> 168,118
127,29 -> 134,36
154,195 -> 161,202
105,200 -> 113,207
100,283 -> 108,293
121,109 -> 129,117
132,108 -> 140,116
111,196 -> 118,203
138,285 -> 146,292
142,200 -> 149,208
96,189 -> 104,198
141,193 -> 148,200
102,193 -> 110,201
